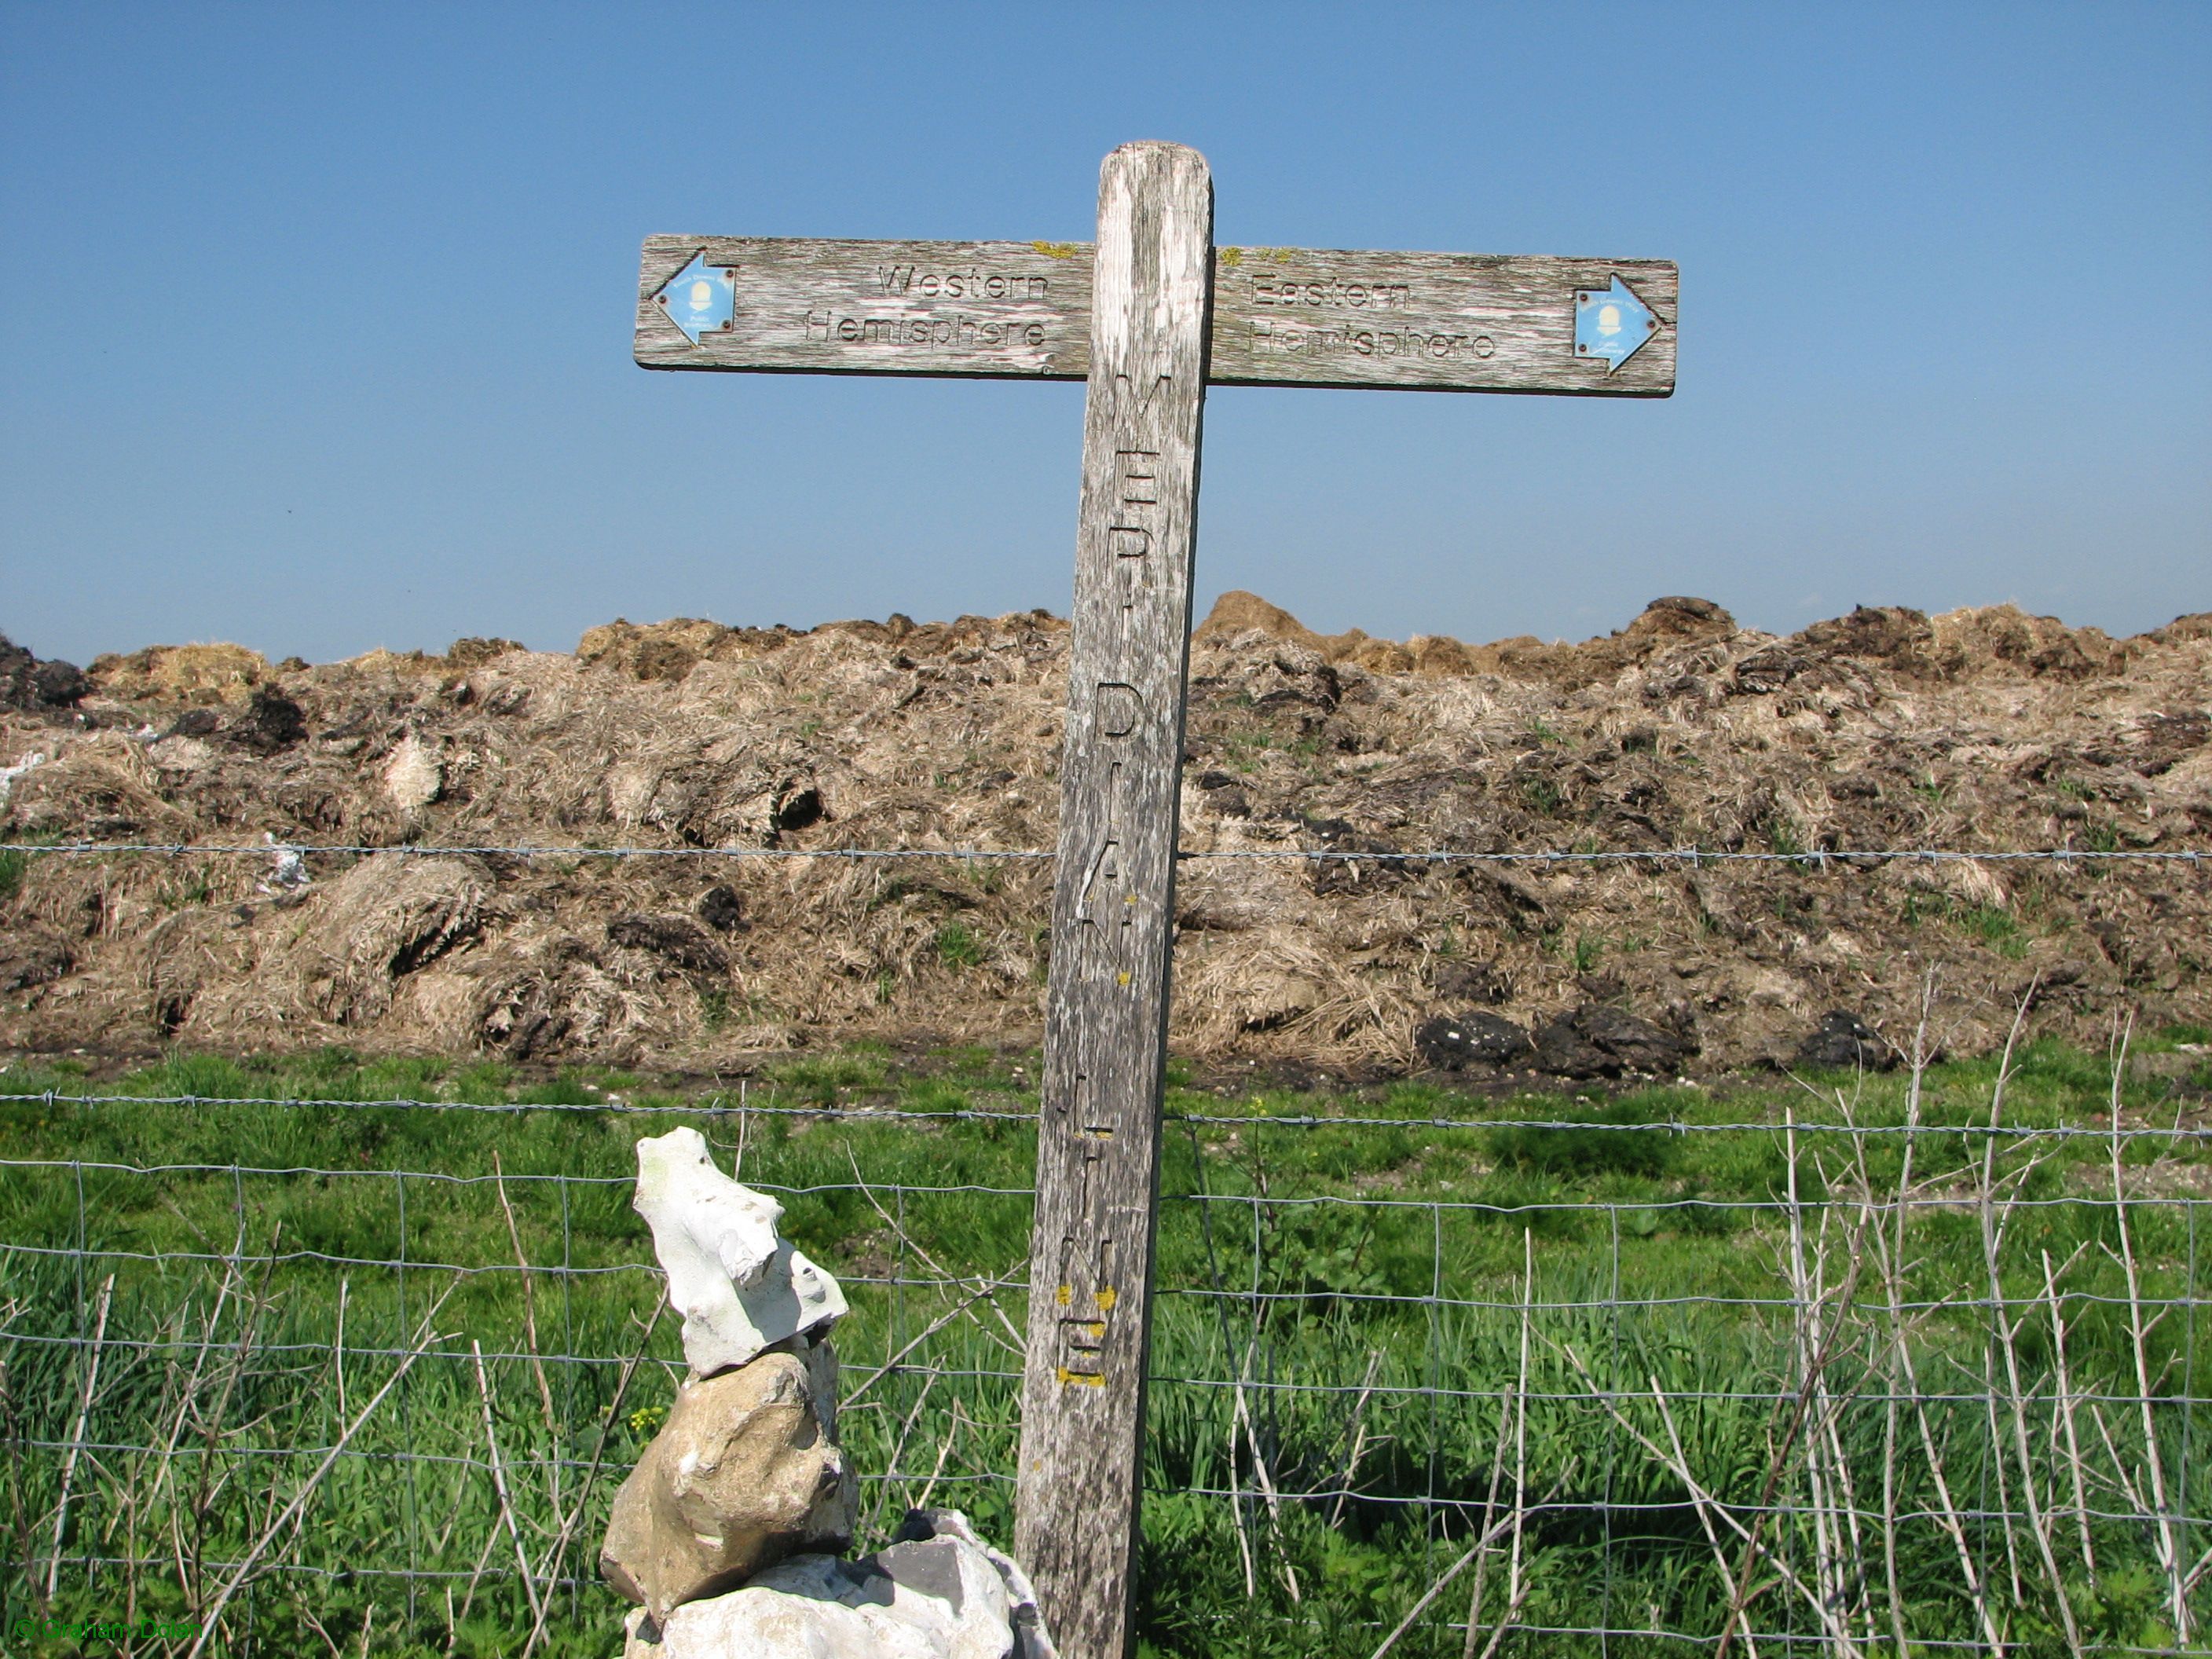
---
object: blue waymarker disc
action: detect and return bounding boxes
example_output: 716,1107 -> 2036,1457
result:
653,252 -> 735,345
1573,275 -> 1660,372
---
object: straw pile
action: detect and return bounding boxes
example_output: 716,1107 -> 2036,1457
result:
3,594 -> 2205,1075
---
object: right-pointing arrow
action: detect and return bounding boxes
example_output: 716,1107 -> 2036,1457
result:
1574,274 -> 1661,372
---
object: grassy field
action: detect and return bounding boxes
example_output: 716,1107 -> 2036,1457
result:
2,1034 -> 2209,1656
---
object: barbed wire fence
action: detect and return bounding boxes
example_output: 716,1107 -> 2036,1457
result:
15,840 -> 2210,866
2,836 -> 2208,1655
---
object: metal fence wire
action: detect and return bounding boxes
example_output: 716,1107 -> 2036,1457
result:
3,1079 -> 2209,1656
1,839 -> 2208,1656
13,840 -> 2209,866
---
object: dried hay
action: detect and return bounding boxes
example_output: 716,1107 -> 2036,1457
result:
1929,605 -> 2119,680
1177,924 -> 1337,1045
273,854 -> 495,1025
5,739 -> 195,844
382,734 -> 443,815
89,643 -> 270,705
5,594 -> 2207,1071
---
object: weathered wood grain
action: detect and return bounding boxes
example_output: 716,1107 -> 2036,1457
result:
634,154 -> 1680,1654
634,236 -> 1093,379
1012,141 -> 1211,1659
1210,247 -> 1675,396
637,238 -> 1675,395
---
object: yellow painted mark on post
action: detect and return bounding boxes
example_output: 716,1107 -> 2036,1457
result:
1057,1367 -> 1106,1387
1117,971 -> 1130,987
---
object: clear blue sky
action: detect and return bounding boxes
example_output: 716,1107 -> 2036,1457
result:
4,2 -> 2207,666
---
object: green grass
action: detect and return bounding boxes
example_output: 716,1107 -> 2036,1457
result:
1519,777 -> 1562,817
1895,891 -> 2043,961
0,1042 -> 2207,1655
933,920 -> 984,969
2078,820 -> 2126,855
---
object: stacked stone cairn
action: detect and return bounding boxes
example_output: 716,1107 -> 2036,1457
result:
605,1128 -> 1056,1658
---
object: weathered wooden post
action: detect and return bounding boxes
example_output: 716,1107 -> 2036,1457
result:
1010,141 -> 1210,1659
633,145 -> 1674,1659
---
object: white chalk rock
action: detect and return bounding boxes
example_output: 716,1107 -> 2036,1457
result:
633,1127 -> 847,1377
622,1510 -> 1056,1659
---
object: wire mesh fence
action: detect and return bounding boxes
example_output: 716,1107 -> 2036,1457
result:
0,827 -> 2206,1652
3,1034 -> 2210,1656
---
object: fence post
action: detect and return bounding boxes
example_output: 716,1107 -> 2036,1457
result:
1014,140 -> 1213,1659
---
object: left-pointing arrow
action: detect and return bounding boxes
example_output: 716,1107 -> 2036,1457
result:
1573,274 -> 1661,372
650,252 -> 736,344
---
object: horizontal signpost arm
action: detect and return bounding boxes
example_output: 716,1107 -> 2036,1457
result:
1209,247 -> 1675,396
635,235 -> 1094,380
636,237 -> 1675,395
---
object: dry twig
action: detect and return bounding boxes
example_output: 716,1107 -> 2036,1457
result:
183,1274 -> 461,1659
43,1272 -> 113,1599
471,1338 -> 544,1629
518,1293 -> 668,1659
2104,1018 -> 2193,1641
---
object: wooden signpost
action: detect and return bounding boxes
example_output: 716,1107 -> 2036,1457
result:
635,141 -> 1675,1659
635,235 -> 1676,395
